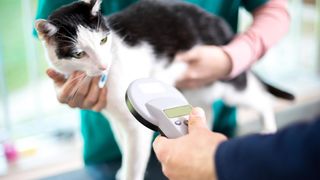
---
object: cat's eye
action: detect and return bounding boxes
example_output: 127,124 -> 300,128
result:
73,51 -> 86,59
100,37 -> 108,45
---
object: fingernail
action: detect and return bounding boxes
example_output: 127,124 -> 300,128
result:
47,69 -> 54,75
191,107 -> 205,117
48,70 -> 58,78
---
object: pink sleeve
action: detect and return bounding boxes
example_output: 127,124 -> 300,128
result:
222,0 -> 290,78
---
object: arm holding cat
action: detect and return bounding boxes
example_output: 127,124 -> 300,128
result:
223,0 -> 290,78
176,0 -> 290,88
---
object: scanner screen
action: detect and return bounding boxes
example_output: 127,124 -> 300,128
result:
164,105 -> 192,118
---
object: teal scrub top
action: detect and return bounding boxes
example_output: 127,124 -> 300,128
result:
35,0 -> 268,164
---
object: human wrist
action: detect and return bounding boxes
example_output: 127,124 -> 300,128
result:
219,47 -> 233,79
210,141 -> 225,179
206,150 -> 217,180
202,133 -> 227,180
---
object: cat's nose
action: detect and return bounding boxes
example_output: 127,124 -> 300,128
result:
99,65 -> 107,71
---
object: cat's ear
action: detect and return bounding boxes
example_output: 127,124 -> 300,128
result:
91,0 -> 102,16
35,19 -> 58,40
81,0 -> 102,16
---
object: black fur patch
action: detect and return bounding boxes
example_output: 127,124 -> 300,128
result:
48,1 -> 109,59
108,0 -> 234,60
108,0 -> 246,89
224,73 -> 248,91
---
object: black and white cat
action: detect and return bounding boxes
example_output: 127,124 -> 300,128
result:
35,0 -> 294,179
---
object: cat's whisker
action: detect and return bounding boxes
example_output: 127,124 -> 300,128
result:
108,20 -> 120,27
69,74 -> 88,101
63,15 -> 80,36
96,13 -> 101,31
52,21 -> 78,41
56,40 -> 76,45
68,73 -> 86,84
50,21 -> 76,39
56,33 -> 77,43
107,25 -> 127,44
116,33 -> 129,45
55,33 -> 76,40
70,75 -> 92,105
59,44 -> 77,49
55,32 -> 77,41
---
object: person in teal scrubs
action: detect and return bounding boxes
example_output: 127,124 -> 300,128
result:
35,0 -> 270,179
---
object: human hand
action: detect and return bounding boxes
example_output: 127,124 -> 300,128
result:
153,107 -> 227,180
46,68 -> 107,112
175,45 -> 232,89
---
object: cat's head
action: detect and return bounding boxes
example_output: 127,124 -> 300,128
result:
35,0 -> 112,77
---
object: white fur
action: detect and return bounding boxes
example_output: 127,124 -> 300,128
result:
91,0 -> 101,16
41,26 -> 111,76
76,26 -> 111,75
103,35 -> 157,180
81,0 -> 91,4
38,24 -> 277,180
80,0 -> 101,16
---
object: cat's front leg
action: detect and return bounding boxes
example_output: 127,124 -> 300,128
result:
118,122 -> 153,180
104,107 -> 154,180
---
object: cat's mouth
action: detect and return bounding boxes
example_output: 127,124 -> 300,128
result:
87,72 -> 103,77
87,69 -> 108,77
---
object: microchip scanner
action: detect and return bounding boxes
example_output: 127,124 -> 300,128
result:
126,78 -> 192,138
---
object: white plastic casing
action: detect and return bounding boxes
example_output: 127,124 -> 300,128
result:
126,78 -> 191,138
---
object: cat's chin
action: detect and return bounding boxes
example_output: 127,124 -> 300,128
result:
86,71 -> 103,77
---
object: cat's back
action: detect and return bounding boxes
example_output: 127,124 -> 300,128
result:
107,0 -> 234,59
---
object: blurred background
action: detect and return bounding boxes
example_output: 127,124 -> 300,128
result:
0,0 -> 319,179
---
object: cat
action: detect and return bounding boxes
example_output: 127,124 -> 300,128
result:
35,0 -> 294,179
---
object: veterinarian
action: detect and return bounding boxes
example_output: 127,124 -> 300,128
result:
35,0 -> 289,179
153,107 -> 320,180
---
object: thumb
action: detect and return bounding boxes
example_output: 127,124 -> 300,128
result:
153,136 -> 171,162
46,68 -> 66,83
188,107 -> 208,133
175,48 -> 198,63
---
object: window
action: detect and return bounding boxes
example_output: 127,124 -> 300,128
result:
0,0 -> 79,140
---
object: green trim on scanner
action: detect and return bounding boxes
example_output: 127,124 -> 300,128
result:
163,105 -> 192,118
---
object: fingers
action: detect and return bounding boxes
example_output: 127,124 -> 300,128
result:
49,69 -> 107,111
57,72 -> 84,103
91,87 -> 107,112
175,71 -> 199,89
68,76 -> 92,108
176,79 -> 214,89
82,76 -> 101,109
188,107 -> 207,133
176,80 -> 199,89
153,136 -> 171,163
175,47 -> 199,63
46,68 -> 66,84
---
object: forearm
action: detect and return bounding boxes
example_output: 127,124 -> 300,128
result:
215,118 -> 320,180
222,0 -> 290,78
